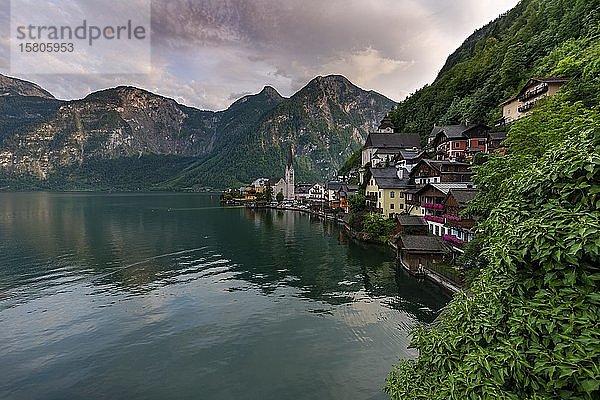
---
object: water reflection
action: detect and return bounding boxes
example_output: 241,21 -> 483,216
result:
0,192 -> 452,400
0,193 -> 450,320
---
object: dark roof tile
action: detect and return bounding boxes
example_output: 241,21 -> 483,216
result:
398,235 -> 449,252
397,215 -> 428,226
364,133 -> 421,149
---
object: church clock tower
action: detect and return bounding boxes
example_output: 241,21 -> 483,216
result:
285,145 -> 295,200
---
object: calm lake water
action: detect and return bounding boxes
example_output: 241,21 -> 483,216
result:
0,192 -> 450,400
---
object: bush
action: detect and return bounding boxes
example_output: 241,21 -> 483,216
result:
362,213 -> 396,243
385,105 -> 600,400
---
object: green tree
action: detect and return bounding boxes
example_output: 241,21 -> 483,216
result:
349,193 -> 366,213
276,191 -> 284,202
362,213 -> 396,243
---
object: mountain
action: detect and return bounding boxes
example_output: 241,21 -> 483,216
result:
0,75 -> 55,99
0,75 -> 62,144
389,0 -> 600,135
0,74 -> 395,190
167,75 -> 395,188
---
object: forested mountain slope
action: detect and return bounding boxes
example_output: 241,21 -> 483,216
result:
390,0 -> 600,135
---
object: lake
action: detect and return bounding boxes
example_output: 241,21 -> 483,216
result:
0,192 -> 450,399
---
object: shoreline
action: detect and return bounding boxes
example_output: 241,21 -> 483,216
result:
239,201 -> 461,294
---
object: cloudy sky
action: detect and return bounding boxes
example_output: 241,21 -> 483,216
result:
0,0 -> 520,110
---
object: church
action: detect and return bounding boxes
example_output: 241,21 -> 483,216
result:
270,146 -> 295,201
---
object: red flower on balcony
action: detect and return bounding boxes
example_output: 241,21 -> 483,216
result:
443,234 -> 464,245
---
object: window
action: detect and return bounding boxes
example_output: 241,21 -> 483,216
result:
421,208 -> 425,215
378,192 -> 381,198
400,204 -> 404,209
478,140 -> 486,146
400,192 -> 405,198
390,191 -> 395,198
390,203 -> 395,210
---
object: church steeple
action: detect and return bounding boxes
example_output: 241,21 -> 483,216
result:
284,144 -> 295,200
287,145 -> 293,168
377,113 -> 395,133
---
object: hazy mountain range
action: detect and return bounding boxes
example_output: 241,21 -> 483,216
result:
0,74 -> 395,190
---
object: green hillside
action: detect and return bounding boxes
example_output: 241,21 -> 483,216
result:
390,0 -> 600,135
385,0 -> 600,398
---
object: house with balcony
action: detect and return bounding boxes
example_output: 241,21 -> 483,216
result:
409,159 -> 473,188
393,148 -> 424,174
442,188 -> 478,254
360,115 -> 421,183
409,182 -> 475,235
487,131 -> 508,154
308,183 -> 326,209
499,77 -> 569,124
429,124 -> 489,161
325,181 -> 344,209
364,166 -> 414,218
295,183 -> 313,203
336,183 -> 359,213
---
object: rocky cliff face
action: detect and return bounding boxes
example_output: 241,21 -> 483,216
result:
1,85 -> 217,178
0,74 -> 395,188
0,75 -> 55,99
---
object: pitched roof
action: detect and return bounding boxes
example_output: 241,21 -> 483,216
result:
397,215 -> 428,226
430,124 -> 489,143
488,131 -> 507,141
416,182 -> 475,196
295,183 -> 312,194
397,149 -> 423,161
500,77 -> 569,105
370,167 -> 412,189
430,124 -> 469,139
373,148 -> 402,155
364,133 -> 421,149
326,181 -> 343,191
418,159 -> 472,173
337,184 -> 358,194
397,235 -> 449,252
447,188 -> 478,206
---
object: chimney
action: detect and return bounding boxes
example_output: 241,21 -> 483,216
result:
396,167 -> 404,180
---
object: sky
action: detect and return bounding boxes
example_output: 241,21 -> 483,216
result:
0,0 -> 520,110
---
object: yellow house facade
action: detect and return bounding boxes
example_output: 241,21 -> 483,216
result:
365,167 -> 411,218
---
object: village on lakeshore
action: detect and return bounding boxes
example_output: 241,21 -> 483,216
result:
221,77 -> 568,292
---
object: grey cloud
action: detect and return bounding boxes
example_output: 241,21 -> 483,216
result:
0,0 -> 519,110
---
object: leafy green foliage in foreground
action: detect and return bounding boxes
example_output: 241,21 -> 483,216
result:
386,115 -> 600,399
385,35 -> 600,398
